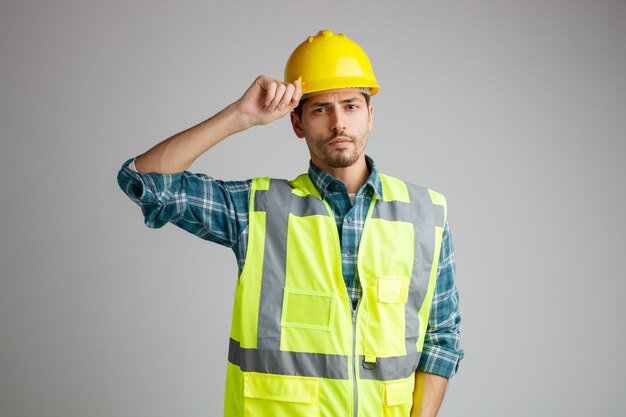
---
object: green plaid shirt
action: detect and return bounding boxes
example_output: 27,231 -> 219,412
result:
118,156 -> 463,378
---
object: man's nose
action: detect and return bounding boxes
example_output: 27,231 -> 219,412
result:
330,108 -> 346,132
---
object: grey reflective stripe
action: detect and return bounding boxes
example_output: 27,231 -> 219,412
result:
404,184 -> 436,354
371,200 -> 413,222
291,194 -> 330,217
365,183 -> 439,358
256,187 -> 329,217
229,338 -> 349,380
434,204 -> 445,227
254,179 -> 292,350
254,180 -> 331,351
358,352 -> 422,381
405,184 -> 437,355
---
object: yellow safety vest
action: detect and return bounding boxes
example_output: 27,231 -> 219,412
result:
224,172 -> 447,417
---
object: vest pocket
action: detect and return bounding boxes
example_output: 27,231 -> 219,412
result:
281,289 -> 335,332
243,372 -> 320,417
383,378 -> 414,417
364,276 -> 410,356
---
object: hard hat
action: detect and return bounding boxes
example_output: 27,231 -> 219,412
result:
284,30 -> 380,97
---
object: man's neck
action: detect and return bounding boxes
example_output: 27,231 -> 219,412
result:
313,155 -> 370,194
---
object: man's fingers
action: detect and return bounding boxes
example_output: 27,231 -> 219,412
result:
263,80 -> 277,108
291,80 -> 302,103
272,80 -> 302,113
241,76 -> 303,125
284,80 -> 302,111
256,76 -> 303,112
276,83 -> 296,111
256,76 -> 286,109
268,83 -> 287,111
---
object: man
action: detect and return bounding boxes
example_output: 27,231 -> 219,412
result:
118,30 -> 462,417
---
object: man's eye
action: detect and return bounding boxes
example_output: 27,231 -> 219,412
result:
314,108 -> 327,113
347,104 -> 358,110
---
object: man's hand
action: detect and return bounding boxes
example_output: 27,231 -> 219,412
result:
234,75 -> 302,128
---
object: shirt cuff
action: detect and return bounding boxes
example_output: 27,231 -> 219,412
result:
417,344 -> 464,379
119,158 -> 183,201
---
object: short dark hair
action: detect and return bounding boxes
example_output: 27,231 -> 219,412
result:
293,92 -> 371,120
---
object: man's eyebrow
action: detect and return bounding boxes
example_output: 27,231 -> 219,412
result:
309,96 -> 363,107
340,96 -> 363,103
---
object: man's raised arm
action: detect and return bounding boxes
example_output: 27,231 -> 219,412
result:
134,76 -> 301,174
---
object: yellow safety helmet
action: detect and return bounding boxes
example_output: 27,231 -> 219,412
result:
284,30 -> 380,97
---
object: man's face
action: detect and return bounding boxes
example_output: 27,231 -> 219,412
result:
290,89 -> 374,170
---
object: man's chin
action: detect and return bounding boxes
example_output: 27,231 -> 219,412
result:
324,154 -> 359,168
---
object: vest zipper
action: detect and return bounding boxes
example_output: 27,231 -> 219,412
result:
352,300 -> 361,417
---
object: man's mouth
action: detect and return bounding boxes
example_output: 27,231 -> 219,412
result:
328,135 -> 354,146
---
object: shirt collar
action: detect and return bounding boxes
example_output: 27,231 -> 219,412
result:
307,155 -> 384,201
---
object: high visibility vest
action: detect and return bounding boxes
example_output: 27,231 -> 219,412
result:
224,172 -> 447,417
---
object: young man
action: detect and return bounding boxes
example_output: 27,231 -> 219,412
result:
118,30 -> 462,417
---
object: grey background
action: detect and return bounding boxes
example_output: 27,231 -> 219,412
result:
1,0 -> 625,416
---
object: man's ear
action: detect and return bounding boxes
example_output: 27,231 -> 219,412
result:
368,104 -> 374,131
290,111 -> 305,138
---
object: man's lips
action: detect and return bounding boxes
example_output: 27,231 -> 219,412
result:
328,136 -> 353,146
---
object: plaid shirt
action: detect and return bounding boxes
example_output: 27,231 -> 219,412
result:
117,156 -> 463,378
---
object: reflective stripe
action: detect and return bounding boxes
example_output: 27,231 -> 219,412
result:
359,352 -> 422,381
256,187 -> 329,218
255,179 -> 292,350
434,204 -> 445,227
367,184 -> 441,357
291,194 -> 330,217
371,200 -> 413,222
405,184 -> 437,355
228,338 -> 349,380
254,180 -> 331,350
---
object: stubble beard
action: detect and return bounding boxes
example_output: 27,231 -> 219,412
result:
323,148 -> 360,168
315,133 -> 363,168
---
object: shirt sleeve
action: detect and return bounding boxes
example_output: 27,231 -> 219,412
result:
416,221 -> 464,378
116,158 -> 251,251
